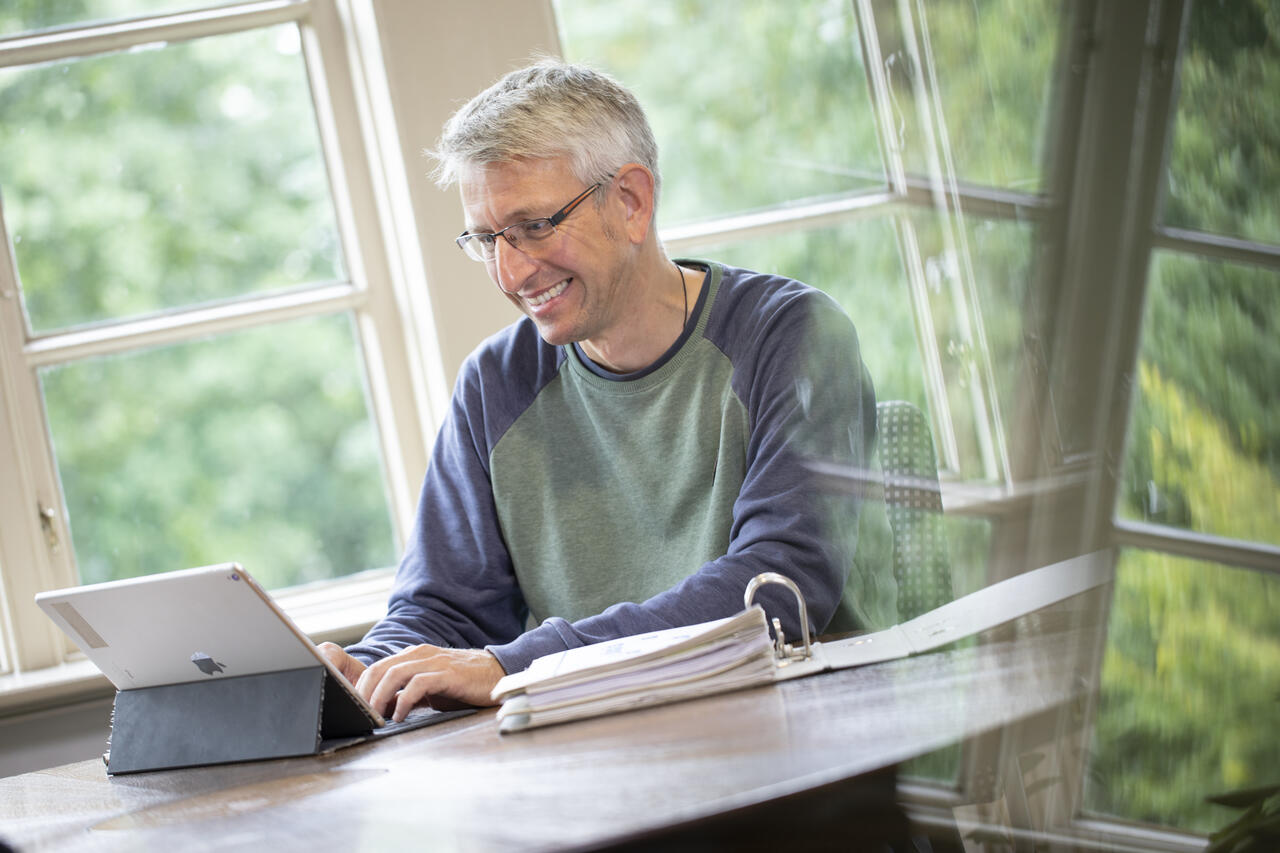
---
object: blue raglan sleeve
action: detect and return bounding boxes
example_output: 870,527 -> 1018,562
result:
487,279 -> 876,673
343,351 -> 529,665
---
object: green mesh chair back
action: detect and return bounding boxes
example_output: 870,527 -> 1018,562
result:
876,400 -> 953,621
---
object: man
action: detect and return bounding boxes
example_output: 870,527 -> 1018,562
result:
321,60 -> 886,721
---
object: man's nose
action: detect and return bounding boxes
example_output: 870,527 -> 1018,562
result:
492,235 -> 537,295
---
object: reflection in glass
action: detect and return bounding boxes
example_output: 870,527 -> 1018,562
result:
685,223 -> 995,592
1119,253 -> 1280,547
689,218 -> 928,418
871,0 -> 1061,192
964,217 -> 1033,435
1162,1 -> 1280,245
554,0 -> 884,227
40,313 -> 396,589
899,209 -> 1032,482
0,24 -> 343,332
1086,549 -> 1280,833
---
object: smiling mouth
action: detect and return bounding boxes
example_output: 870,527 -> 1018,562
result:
526,279 -> 569,308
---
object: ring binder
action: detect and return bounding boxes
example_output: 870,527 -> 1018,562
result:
492,551 -> 1116,733
743,572 -> 813,662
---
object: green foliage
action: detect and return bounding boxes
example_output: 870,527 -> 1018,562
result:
553,0 -> 885,227
40,315 -> 397,589
1122,254 -> 1280,539
0,2 -> 394,588
1165,0 -> 1280,244
0,24 -> 342,332
873,0 -> 1059,191
1087,551 -> 1280,833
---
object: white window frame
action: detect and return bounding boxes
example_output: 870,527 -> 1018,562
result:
0,0 -> 457,701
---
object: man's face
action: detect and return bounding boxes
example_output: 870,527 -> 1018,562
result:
458,158 -> 637,348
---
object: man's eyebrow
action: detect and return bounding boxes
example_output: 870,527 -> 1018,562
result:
463,207 -> 535,235
468,193 -> 564,233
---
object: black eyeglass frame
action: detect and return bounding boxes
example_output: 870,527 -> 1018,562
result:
455,181 -> 604,262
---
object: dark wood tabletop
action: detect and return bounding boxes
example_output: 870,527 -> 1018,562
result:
0,622 -> 1099,853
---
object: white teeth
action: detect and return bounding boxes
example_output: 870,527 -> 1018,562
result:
527,279 -> 568,307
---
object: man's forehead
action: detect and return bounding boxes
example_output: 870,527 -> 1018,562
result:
458,157 -> 577,227
458,157 -> 575,191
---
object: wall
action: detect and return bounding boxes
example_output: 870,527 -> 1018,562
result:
0,697 -> 111,778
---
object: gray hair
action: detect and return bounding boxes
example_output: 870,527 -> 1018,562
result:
430,59 -> 660,204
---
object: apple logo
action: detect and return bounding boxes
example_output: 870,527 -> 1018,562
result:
191,652 -> 226,675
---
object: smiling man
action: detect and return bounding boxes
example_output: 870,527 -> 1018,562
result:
320,60 -> 886,721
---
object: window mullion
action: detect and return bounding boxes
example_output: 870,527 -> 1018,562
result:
1152,225 -> 1280,271
1111,519 -> 1280,578
24,282 -> 364,369
300,0 -> 442,542
0,208 -> 79,674
660,189 -> 897,254
0,0 -> 308,69
1008,0 -> 1187,837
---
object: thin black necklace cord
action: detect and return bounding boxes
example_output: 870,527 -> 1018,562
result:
675,262 -> 688,330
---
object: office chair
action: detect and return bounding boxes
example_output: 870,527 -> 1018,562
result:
876,400 -> 953,621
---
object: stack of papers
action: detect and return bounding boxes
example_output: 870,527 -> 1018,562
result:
489,550 -> 1117,734
491,608 -> 777,733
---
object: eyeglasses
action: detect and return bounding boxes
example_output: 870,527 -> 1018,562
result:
455,182 -> 603,263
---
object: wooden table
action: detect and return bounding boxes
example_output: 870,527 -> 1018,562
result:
0,623 -> 1100,852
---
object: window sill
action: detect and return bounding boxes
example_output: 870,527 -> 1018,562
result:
0,567 -> 394,717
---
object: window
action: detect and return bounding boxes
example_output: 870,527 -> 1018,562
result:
1097,0 -> 1280,832
1086,549 -> 1280,834
557,0 -> 1278,845
0,0 -> 436,677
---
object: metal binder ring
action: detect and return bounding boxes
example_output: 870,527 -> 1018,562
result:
743,572 -> 813,661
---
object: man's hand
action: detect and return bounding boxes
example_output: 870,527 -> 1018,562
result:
354,645 -> 506,722
318,641 -> 367,686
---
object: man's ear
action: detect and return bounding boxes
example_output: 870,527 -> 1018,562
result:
612,163 -> 656,244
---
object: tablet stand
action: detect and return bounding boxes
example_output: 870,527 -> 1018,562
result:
105,665 -> 374,775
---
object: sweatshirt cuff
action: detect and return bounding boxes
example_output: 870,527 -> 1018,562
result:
485,617 -> 584,674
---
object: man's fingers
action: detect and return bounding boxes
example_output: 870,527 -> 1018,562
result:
355,645 -> 507,719
317,641 -> 365,685
355,656 -> 394,705
393,671 -> 446,721
367,658 -> 422,717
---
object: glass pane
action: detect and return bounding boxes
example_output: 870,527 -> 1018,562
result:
695,211 -> 1030,483
901,209 -> 1033,480
966,217 -> 1034,441
554,0 -> 884,228
687,217 -> 928,416
1,0 -> 206,36
1086,549 -> 1280,833
0,25 -> 344,333
40,314 -> 396,589
1118,252 -> 1280,546
1161,1 -> 1280,244
872,0 -> 1061,193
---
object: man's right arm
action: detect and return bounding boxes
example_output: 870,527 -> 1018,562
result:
342,348 -> 533,665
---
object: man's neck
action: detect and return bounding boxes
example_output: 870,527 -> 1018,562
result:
578,256 -> 705,374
